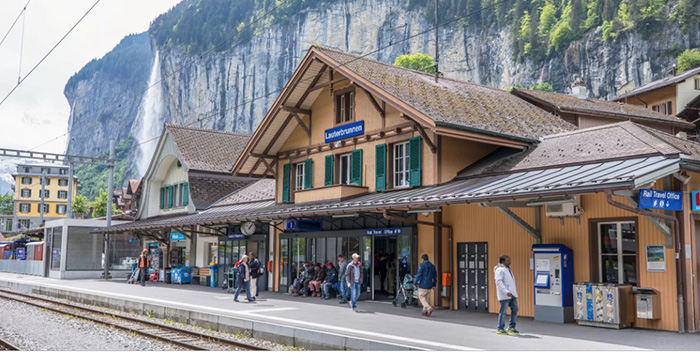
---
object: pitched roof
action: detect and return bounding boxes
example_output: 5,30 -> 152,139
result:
211,179 -> 275,207
233,46 -> 575,176
166,124 -> 251,174
188,175 -> 255,210
614,66 -> 700,100
458,121 -> 700,178
315,47 -> 574,141
127,179 -> 141,195
513,89 -> 694,129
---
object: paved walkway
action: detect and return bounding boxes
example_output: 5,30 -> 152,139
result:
0,272 -> 697,350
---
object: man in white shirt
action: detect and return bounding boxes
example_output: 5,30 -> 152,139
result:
494,255 -> 519,335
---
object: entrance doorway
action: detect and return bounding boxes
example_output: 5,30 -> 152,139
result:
373,237 -> 398,300
457,242 -> 488,312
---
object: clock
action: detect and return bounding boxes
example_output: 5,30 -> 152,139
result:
240,221 -> 256,236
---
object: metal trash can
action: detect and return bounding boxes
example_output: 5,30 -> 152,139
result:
635,288 -> 660,319
165,269 -> 172,284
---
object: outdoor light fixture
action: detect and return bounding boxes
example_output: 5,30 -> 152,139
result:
332,213 -> 359,218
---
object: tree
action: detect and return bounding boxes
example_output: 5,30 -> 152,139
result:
677,49 -> 700,74
531,82 -> 555,92
72,195 -> 89,218
0,192 -> 13,215
92,189 -> 123,219
569,0 -> 585,35
394,53 -> 436,73
505,82 -> 523,92
538,2 -> 557,37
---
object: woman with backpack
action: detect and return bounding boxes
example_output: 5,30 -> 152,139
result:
248,252 -> 263,300
234,256 -> 254,302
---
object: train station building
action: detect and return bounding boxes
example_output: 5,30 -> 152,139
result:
95,46 -> 700,333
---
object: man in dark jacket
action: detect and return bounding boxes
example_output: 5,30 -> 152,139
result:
414,254 -> 437,317
138,249 -> 150,287
345,253 -> 363,312
335,254 -> 350,304
321,262 -> 338,300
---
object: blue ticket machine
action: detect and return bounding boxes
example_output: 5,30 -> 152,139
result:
532,244 -> 574,323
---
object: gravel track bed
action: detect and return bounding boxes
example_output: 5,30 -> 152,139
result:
24,292 -> 300,351
0,297 -> 182,351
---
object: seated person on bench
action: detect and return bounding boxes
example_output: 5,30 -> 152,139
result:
321,262 -> 338,300
291,262 -> 315,297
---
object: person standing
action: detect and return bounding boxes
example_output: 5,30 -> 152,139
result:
137,249 -> 150,287
234,256 -> 254,302
345,253 -> 363,312
414,254 -> 437,317
248,252 -> 261,300
335,254 -> 349,304
494,255 -> 519,335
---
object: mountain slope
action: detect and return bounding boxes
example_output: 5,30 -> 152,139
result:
64,0 -> 700,192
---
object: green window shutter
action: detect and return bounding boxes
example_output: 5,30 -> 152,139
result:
324,155 -> 334,186
282,163 -> 291,203
182,182 -> 189,206
409,136 -> 422,187
350,149 -> 363,186
159,187 -> 164,209
375,144 -> 387,191
168,186 -> 174,208
304,159 -> 313,190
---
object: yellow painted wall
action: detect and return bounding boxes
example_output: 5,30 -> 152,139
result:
439,136 -> 499,183
619,85 -> 676,115
443,187 -> 679,331
14,175 -> 77,217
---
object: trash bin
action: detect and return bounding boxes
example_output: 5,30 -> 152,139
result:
209,266 -> 218,288
635,288 -> 660,319
165,268 -> 172,284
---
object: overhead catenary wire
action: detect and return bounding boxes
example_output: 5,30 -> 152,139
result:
0,0 -> 101,107
18,6 -> 27,84
125,0 -> 509,151
0,0 -> 30,49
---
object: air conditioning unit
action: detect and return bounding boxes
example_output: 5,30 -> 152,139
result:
545,196 -> 583,217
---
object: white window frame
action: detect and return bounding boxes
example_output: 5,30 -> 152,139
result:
57,204 -> 67,215
598,221 -> 637,285
21,177 -> 32,185
58,179 -> 68,186
695,78 -> 699,90
339,153 -> 352,185
58,190 -> 68,199
393,142 -> 410,188
19,204 -> 30,213
20,189 -> 31,198
295,163 -> 306,191
19,219 -> 30,229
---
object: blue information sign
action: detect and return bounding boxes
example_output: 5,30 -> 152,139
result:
16,248 -> 25,260
638,189 -> 683,211
365,228 -> 402,236
324,121 -> 364,143
692,191 -> 700,212
170,232 -> 186,241
227,231 -> 245,240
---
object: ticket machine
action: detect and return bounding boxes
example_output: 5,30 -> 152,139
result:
532,244 -> 574,323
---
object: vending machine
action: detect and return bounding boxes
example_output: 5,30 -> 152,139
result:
532,244 -> 574,323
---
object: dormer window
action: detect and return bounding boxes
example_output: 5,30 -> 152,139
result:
335,88 -> 355,124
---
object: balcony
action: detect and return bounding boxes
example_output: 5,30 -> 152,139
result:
294,184 -> 369,204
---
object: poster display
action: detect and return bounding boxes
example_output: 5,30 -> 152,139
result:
646,245 -> 666,272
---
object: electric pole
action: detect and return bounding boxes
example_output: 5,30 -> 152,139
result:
103,139 -> 114,280
434,0 -> 440,83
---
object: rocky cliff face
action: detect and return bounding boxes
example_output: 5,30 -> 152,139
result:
65,0 -> 699,184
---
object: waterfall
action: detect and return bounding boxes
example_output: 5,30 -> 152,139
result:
134,51 -> 165,177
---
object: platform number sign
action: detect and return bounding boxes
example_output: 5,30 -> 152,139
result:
692,191 -> 700,212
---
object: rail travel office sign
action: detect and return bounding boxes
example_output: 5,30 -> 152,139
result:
638,189 -> 683,211
324,121 -> 364,143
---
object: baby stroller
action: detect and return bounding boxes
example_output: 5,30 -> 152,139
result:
126,263 -> 138,284
392,274 -> 419,308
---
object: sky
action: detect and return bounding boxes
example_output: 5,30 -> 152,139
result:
0,0 -> 181,158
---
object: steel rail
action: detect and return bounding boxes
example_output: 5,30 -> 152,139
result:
0,337 -> 20,351
0,289 -> 267,351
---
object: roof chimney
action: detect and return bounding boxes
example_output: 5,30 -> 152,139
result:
571,77 -> 587,99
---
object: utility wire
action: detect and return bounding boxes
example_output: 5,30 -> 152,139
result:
125,0 -> 509,151
0,0 -> 101,107
18,7 -> 27,84
0,0 -> 30,49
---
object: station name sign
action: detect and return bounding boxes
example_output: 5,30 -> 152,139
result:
324,120 -> 364,143
365,228 -> 402,236
638,189 -> 683,211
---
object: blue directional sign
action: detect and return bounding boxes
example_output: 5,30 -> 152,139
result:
170,232 -> 186,241
692,191 -> 700,212
638,189 -> 683,211
324,121 -> 364,143
365,228 -> 402,236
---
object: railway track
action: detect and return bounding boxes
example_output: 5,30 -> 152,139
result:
0,289 -> 267,351
0,337 -> 20,351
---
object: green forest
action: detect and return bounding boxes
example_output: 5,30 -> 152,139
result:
73,135 -> 134,201
149,0 -> 698,60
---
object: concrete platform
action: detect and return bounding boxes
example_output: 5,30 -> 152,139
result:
0,272 -> 697,350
